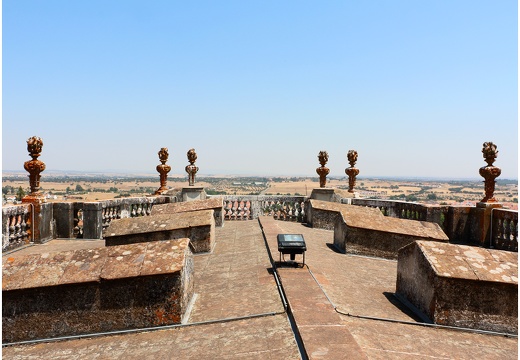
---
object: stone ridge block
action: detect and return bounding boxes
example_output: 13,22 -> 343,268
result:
396,241 -> 518,334
306,199 -> 384,230
151,198 -> 224,227
104,210 -> 215,253
2,239 -> 194,343
324,201 -> 448,259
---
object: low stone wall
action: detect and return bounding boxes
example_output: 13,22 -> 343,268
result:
306,200 -> 448,259
151,198 -> 224,227
396,241 -> 518,334
306,199 -> 384,230
2,239 -> 194,343
331,203 -> 449,259
104,210 -> 215,253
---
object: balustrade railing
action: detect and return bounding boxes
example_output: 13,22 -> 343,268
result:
491,209 -> 518,251
222,199 -> 252,220
220,195 -> 306,222
2,204 -> 32,251
349,198 -> 449,231
2,193 -> 517,253
73,206 -> 83,238
72,196 -> 173,239
261,197 -> 305,222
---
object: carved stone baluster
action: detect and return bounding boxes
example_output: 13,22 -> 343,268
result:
20,215 -> 28,243
234,201 -> 239,220
9,216 -> 16,244
109,207 -> 115,223
238,201 -> 244,220
103,208 -> 110,227
243,201 -> 248,220
224,201 -> 230,220
504,218 -> 512,245
509,219 -> 515,250
495,218 -> 504,248
14,215 -> 22,245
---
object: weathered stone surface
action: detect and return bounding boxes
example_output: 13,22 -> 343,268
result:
181,187 -> 207,201
305,200 -> 448,258
152,197 -> 224,227
334,207 -> 449,259
53,202 -> 76,238
2,239 -> 194,343
104,210 -> 215,253
396,241 -> 518,334
308,188 -> 338,203
306,199 -> 381,230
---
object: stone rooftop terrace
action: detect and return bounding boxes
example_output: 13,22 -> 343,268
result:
3,219 -> 517,359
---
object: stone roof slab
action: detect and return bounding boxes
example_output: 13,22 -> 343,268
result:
141,238 -> 189,276
60,248 -> 108,285
417,241 -> 518,285
22,250 -> 75,289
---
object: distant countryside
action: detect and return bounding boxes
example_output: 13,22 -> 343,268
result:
2,173 -> 518,210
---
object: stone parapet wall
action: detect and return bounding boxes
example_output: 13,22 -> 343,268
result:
2,238 -> 194,343
2,195 -> 517,253
330,202 -> 449,259
396,241 -> 518,334
350,198 -> 449,229
152,198 -> 224,227
105,210 -> 215,253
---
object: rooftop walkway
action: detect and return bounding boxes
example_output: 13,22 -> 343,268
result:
3,218 -> 518,359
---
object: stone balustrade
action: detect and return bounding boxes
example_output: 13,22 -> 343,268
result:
222,198 -> 253,220
221,195 -> 306,221
2,204 -> 32,251
492,208 -> 518,251
86,196 -> 175,239
347,198 -> 449,231
2,194 -> 517,254
261,197 -> 306,222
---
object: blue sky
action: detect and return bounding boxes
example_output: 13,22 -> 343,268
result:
3,1 -> 518,179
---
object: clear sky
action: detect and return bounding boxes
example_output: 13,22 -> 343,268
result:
2,1 -> 518,179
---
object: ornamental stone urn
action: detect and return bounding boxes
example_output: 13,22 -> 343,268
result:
23,136 -> 46,202
479,142 -> 501,203
185,148 -> 199,186
316,151 -> 330,188
155,147 -> 171,195
345,150 -> 359,193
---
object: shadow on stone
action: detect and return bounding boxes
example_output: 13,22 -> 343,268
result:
383,292 -> 426,323
326,242 -> 343,254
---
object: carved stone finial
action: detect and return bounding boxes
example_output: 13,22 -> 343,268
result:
155,147 -> 171,195
316,151 -> 330,188
479,142 -> 501,203
345,150 -> 359,193
185,148 -> 199,186
23,136 -> 46,200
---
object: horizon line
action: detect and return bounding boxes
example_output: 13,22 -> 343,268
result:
2,169 -> 517,182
